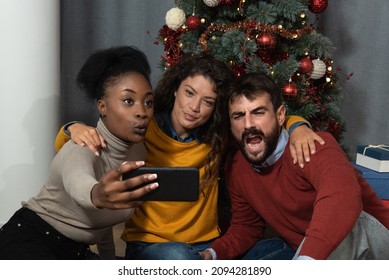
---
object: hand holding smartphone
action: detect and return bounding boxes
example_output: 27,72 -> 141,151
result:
122,167 -> 199,201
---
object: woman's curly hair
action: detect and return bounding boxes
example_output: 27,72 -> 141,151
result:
153,52 -> 235,183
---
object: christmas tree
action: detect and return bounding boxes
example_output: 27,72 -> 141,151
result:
156,0 -> 347,141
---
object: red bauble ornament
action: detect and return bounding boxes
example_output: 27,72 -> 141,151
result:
186,15 -> 201,30
231,63 -> 246,77
257,32 -> 276,50
309,0 -> 328,14
299,57 -> 314,74
282,83 -> 298,100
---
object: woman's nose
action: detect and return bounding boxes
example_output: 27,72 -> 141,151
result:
189,99 -> 201,112
136,105 -> 147,119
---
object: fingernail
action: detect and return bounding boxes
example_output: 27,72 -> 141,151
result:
148,174 -> 157,180
121,161 -> 128,165
306,157 -> 310,162
299,163 -> 304,168
149,182 -> 159,190
135,161 -> 145,166
95,151 -> 100,157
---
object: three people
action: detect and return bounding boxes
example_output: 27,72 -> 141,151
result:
55,52 -> 324,259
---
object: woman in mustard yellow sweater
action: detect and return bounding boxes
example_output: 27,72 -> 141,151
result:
55,52 -> 324,259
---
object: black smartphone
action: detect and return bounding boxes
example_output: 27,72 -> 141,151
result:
122,167 -> 199,201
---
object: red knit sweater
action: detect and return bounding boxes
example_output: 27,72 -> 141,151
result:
210,132 -> 389,259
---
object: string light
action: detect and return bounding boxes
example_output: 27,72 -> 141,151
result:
200,21 -> 313,50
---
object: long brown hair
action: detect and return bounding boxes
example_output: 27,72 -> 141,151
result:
153,52 -> 235,183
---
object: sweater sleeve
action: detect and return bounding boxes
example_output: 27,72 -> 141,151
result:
54,126 -> 70,152
210,170 -> 266,259
284,115 -> 310,133
297,132 -> 363,259
54,121 -> 84,152
59,143 -> 99,209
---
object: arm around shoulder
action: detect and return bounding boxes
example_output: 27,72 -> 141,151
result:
54,125 -> 71,153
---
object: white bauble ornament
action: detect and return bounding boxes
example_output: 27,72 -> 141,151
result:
165,7 -> 186,31
310,59 -> 326,79
204,0 -> 220,7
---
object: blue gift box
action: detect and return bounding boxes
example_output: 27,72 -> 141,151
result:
356,145 -> 389,172
352,163 -> 389,199
356,145 -> 389,160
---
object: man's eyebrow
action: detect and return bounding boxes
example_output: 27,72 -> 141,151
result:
231,105 -> 266,114
251,105 -> 267,112
230,111 -> 245,117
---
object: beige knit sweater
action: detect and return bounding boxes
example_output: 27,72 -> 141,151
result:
23,119 -> 146,259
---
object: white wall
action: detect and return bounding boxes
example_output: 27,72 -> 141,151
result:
0,0 -> 60,225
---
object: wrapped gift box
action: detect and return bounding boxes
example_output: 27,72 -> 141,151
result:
356,145 -> 389,172
352,163 -> 389,199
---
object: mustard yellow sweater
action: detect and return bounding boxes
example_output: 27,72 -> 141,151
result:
122,118 -> 219,243
54,116 -> 307,244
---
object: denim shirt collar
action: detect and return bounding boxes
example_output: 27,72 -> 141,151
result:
252,128 -> 288,172
157,111 -> 201,143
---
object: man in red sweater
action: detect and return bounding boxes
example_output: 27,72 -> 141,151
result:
200,73 -> 389,260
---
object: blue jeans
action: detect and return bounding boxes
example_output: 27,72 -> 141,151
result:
125,241 -> 211,260
241,237 -> 295,260
125,237 -> 294,260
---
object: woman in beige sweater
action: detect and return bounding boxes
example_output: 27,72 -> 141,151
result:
0,46 -> 157,260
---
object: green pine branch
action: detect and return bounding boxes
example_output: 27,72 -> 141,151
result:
272,56 -> 300,83
271,0 -> 307,23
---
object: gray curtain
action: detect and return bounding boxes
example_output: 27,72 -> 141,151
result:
60,0 -> 175,126
320,0 -> 389,157
60,0 -> 389,158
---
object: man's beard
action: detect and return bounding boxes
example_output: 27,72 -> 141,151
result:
237,125 -> 280,166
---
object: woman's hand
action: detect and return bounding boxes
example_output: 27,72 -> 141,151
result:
68,123 -> 106,156
91,161 -> 159,209
289,125 -> 325,168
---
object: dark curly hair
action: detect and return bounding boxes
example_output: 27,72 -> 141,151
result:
153,52 -> 235,183
77,46 -> 151,100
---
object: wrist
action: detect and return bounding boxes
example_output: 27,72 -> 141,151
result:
199,250 -> 212,260
64,121 -> 85,137
63,121 -> 76,137
90,183 -> 103,209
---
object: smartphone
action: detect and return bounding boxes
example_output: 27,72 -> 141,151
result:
122,167 -> 199,201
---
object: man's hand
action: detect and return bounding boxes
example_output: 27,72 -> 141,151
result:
198,250 -> 213,260
91,161 -> 159,209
